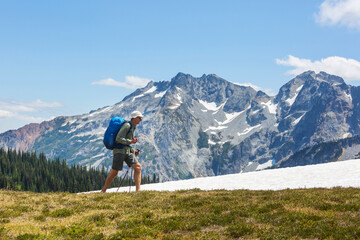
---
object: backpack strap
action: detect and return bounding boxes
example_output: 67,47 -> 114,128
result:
114,121 -> 133,149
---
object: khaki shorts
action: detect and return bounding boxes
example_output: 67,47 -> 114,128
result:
112,152 -> 138,171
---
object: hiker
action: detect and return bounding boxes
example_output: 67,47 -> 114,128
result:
101,111 -> 143,192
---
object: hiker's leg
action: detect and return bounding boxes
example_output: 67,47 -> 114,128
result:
132,163 -> 142,191
101,169 -> 119,192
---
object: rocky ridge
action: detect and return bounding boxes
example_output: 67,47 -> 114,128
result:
1,71 -> 360,180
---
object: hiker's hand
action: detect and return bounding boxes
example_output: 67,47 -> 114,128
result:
135,150 -> 140,156
130,137 -> 138,144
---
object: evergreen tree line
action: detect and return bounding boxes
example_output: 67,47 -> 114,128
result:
0,148 -> 159,193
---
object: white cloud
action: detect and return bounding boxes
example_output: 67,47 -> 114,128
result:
15,115 -> 51,123
234,82 -> 276,96
315,0 -> 360,30
0,99 -> 62,114
0,100 -> 62,128
0,110 -> 14,118
91,78 -> 125,87
276,55 -> 360,81
92,76 -> 152,90
29,99 -> 62,109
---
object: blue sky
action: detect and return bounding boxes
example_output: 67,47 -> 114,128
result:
1,0 -> 360,133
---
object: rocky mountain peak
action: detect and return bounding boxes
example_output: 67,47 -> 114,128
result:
171,73 -> 227,88
154,80 -> 171,92
1,71 -> 359,181
298,70 -> 345,85
276,71 -> 347,106
316,71 -> 345,85
170,72 -> 193,87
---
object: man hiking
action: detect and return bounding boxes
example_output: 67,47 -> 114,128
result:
101,110 -> 143,192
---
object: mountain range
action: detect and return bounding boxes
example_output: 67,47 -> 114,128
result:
1,71 -> 360,181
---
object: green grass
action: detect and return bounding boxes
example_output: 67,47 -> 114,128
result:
0,187 -> 359,239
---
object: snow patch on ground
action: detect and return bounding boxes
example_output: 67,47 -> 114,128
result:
91,159 -> 360,193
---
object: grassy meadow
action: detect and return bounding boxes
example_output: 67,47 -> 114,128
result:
0,187 -> 359,239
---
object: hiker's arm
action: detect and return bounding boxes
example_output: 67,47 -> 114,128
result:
115,123 -> 131,145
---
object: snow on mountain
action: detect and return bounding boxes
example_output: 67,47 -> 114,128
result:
132,94 -> 145,102
215,109 -> 245,126
261,100 -> 277,115
199,100 -> 224,112
285,85 -> 303,106
292,113 -> 305,126
155,91 -> 167,98
99,159 -> 360,193
237,124 -> 261,136
144,86 -> 157,94
3,71 -> 360,182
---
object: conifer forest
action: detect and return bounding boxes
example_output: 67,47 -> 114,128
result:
0,148 -> 158,193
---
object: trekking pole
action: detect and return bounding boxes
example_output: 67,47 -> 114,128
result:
129,168 -> 133,193
116,168 -> 130,193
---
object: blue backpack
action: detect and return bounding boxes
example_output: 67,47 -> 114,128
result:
103,117 -> 127,150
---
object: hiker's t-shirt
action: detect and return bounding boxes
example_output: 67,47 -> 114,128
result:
113,122 -> 136,156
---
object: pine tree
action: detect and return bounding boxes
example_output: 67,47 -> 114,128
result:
0,147 -> 156,193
